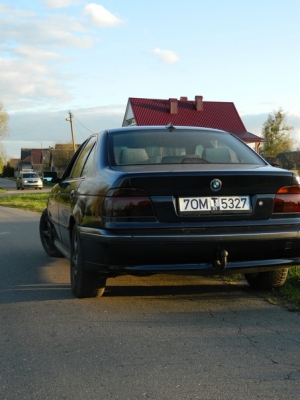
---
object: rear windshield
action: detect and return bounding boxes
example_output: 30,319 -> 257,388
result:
109,128 -> 265,166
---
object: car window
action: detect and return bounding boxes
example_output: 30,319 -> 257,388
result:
81,143 -> 96,177
70,136 -> 96,178
110,128 -> 265,166
22,173 -> 39,178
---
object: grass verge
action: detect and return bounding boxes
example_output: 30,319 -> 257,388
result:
0,193 -> 48,213
280,266 -> 300,305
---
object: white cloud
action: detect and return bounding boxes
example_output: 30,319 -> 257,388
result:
0,13 -> 92,49
0,3 -> 125,112
83,4 -> 123,27
43,0 -> 74,8
151,48 -> 180,64
0,56 -> 72,111
0,4 -> 35,17
15,46 -> 61,61
0,6 -> 94,111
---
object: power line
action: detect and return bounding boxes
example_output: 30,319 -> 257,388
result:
10,115 -> 64,135
72,115 -> 95,134
73,119 -> 88,140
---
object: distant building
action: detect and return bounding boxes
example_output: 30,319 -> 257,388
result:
14,145 -> 78,177
8,158 -> 20,169
15,148 -> 52,176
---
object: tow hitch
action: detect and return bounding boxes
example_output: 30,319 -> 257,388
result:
213,249 -> 228,270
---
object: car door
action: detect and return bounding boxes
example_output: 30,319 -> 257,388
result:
58,136 -> 97,249
47,182 -> 62,240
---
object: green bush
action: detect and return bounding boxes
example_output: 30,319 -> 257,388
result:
2,163 -> 15,177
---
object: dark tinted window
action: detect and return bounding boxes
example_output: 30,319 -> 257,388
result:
23,173 -> 39,178
110,128 -> 265,166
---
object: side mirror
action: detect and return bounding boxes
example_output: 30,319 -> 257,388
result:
58,180 -> 70,189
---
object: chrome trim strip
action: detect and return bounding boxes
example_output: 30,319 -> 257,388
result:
78,227 -> 300,243
123,258 -> 300,271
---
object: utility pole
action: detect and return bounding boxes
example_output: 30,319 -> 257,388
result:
66,111 -> 76,153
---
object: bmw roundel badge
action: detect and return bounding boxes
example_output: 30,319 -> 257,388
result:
210,179 -> 222,192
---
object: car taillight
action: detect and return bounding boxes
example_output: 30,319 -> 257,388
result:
273,186 -> 300,213
102,188 -> 154,217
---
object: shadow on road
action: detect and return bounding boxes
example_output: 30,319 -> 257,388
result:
104,279 -> 247,298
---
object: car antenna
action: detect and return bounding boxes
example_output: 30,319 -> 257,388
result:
165,122 -> 175,131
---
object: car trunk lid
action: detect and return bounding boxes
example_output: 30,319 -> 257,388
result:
115,164 -> 295,222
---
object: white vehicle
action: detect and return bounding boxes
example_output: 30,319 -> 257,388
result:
16,172 -> 43,190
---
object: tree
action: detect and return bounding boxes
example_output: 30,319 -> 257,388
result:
260,109 -> 293,157
0,102 -> 9,169
276,151 -> 300,171
2,162 -> 14,177
51,142 -> 77,176
0,101 -> 9,139
0,143 -> 7,173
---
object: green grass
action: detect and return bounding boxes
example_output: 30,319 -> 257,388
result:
280,267 -> 300,305
0,193 -> 48,213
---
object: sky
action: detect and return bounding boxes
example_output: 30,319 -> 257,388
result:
1,0 -> 300,158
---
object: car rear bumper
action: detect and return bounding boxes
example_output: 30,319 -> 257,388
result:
80,226 -> 300,243
78,225 -> 300,275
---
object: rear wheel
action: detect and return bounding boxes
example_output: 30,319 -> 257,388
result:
244,268 -> 288,289
70,226 -> 106,298
39,208 -> 63,257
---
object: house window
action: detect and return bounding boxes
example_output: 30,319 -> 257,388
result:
126,118 -> 136,126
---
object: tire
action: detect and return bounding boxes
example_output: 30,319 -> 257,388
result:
70,225 -> 106,298
17,185 -> 20,190
244,268 -> 288,289
39,208 -> 63,258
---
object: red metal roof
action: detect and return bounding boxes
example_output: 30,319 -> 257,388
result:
31,149 -> 43,164
127,97 -> 263,143
20,156 -> 31,164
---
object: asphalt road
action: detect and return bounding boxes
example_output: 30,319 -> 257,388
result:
0,176 -> 51,195
0,177 -> 16,190
0,190 -> 300,399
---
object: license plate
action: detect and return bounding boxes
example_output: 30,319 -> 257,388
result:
178,196 -> 251,213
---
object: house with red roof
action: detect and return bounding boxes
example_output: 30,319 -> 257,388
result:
14,145 -> 76,178
122,95 -> 264,151
15,148 -> 51,176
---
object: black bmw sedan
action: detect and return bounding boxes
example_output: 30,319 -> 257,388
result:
40,125 -> 300,298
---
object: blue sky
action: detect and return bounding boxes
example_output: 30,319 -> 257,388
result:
1,0 -> 300,158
